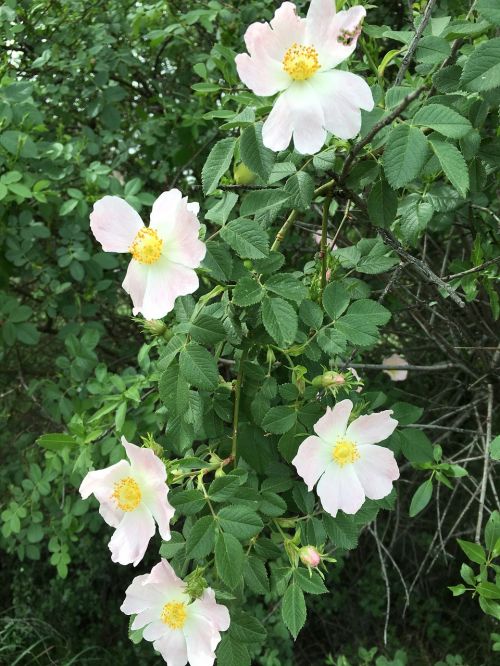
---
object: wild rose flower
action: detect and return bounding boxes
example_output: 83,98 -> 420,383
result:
292,399 -> 399,517
79,437 -> 174,566
235,0 -> 374,154
121,559 -> 230,666
90,189 -> 206,319
382,353 -> 408,381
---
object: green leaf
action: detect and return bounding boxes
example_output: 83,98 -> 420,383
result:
323,283 -> 350,320
383,124 -> 429,189
485,511 -> 500,552
37,433 -> 76,452
230,612 -> 266,644
490,435 -> 500,460
409,479 -> 433,517
205,192 -> 238,226
317,328 -> 347,355
240,189 -> 291,217
284,172 -> 315,209
232,276 -> 264,307
430,138 -> 469,197
170,489 -> 205,515
299,300 -> 323,329
185,515 -> 216,559
415,35 -> 451,64
262,406 -> 297,434
240,123 -> 275,182
391,402 -> 423,425
215,532 -> 244,588
413,104 -> 472,139
323,513 -> 359,550
208,474 -> 242,502
203,241 -> 234,282
400,429 -> 434,463
218,505 -> 263,540
265,274 -> 308,303
460,38 -> 500,92
293,569 -> 328,595
261,296 -> 298,348
189,314 -> 226,345
243,556 -> 269,594
477,582 -> 500,600
159,362 -> 189,413
202,138 -> 237,194
448,584 -> 467,597
220,218 -> 269,259
367,179 -> 398,228
217,635 -> 250,666
457,539 -> 486,564
282,583 -> 306,639
477,0 -> 500,25
179,343 -> 219,391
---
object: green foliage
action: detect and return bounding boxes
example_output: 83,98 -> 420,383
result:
1,0 -> 499,665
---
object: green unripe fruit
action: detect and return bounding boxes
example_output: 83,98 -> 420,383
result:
234,163 -> 257,185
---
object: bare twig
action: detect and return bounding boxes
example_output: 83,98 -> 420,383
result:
444,257 -> 500,281
371,522 -> 391,646
475,367 -> 496,542
394,0 -> 438,86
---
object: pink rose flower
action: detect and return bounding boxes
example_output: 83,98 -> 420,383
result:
79,437 -> 174,566
121,560 -> 230,666
382,353 -> 408,381
235,1 -> 374,154
90,189 -> 206,319
292,399 -> 399,517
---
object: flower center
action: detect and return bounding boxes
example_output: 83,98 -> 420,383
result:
282,43 -> 320,81
161,601 -> 187,629
112,477 -> 142,512
129,228 -> 163,264
332,438 -> 360,467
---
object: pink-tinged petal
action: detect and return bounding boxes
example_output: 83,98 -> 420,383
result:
90,196 -> 143,253
124,256 -> 200,320
292,435 -> 330,491
316,463 -> 365,517
346,410 -> 398,446
79,459 -> 131,512
154,631 -> 188,666
122,437 -> 167,484
190,589 -> 230,633
144,483 -> 175,541
121,573 -> 166,614
143,620 -> 169,642
98,502 -> 122,528
109,506 -> 155,566
305,0 -> 337,52
141,258 -> 200,320
185,615 -> 220,666
383,354 -> 408,381
122,259 -> 148,315
150,191 -> 206,269
269,2 -> 306,56
313,5 -> 366,70
131,606 -> 162,631
235,52 -> 289,96
263,83 -> 326,154
147,559 -> 186,595
354,444 -> 399,500
314,400 -> 353,443
310,70 -> 373,140
262,91 -> 294,152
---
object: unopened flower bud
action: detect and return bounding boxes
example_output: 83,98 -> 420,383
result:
142,319 -> 168,337
312,371 -> 345,388
299,546 -> 321,568
185,567 -> 207,600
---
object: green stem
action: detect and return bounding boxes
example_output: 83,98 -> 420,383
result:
320,194 -> 332,291
231,349 -> 247,460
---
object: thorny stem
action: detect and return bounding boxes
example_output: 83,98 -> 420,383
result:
394,0 -> 438,86
320,193 -> 332,290
231,349 -> 247,461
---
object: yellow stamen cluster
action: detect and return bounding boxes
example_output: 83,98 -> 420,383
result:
282,43 -> 320,81
161,601 -> 187,629
112,476 -> 142,512
129,227 -> 163,264
332,438 -> 360,467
